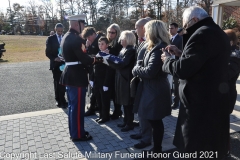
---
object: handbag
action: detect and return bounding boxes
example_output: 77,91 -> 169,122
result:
130,76 -> 140,97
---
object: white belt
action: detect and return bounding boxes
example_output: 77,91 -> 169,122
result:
65,61 -> 82,65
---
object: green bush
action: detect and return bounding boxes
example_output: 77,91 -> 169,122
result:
222,15 -> 238,30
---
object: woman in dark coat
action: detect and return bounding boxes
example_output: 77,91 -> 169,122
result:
224,29 -> 240,114
106,23 -> 123,119
132,20 -> 172,153
224,29 -> 240,156
107,30 -> 136,132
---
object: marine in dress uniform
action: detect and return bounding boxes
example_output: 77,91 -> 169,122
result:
59,14 -> 102,141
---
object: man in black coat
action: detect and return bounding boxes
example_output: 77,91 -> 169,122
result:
45,23 -> 67,108
130,18 -> 153,149
162,6 -> 231,159
59,14 -> 102,141
169,22 -> 182,109
82,27 -> 104,117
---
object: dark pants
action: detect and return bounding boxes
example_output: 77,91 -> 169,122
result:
95,87 -> 111,119
88,88 -> 97,111
123,105 -> 134,127
139,115 -> 152,144
148,119 -> 164,152
52,68 -> 66,104
111,88 -> 122,116
172,76 -> 180,107
66,86 -> 87,139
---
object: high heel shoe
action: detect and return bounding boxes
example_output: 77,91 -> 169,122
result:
110,111 -> 122,120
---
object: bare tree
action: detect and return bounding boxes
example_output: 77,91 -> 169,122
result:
195,0 -> 213,15
64,0 -> 77,15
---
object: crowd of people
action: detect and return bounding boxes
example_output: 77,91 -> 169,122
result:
45,6 -> 240,160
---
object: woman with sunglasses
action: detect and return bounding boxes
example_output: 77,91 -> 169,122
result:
106,23 -> 123,120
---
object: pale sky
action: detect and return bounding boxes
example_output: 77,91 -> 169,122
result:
0,0 -> 29,13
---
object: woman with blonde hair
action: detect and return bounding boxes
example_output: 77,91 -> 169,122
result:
132,20 -> 172,154
106,23 -> 123,120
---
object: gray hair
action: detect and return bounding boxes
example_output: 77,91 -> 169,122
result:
183,6 -> 209,23
118,30 -> 136,46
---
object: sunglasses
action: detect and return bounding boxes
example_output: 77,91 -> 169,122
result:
108,31 -> 116,34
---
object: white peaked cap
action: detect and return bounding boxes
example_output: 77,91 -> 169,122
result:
67,14 -> 86,21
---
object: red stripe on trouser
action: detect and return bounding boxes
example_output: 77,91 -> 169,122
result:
77,88 -> 81,138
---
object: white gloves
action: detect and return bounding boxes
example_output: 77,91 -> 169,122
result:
103,86 -> 108,91
89,81 -> 94,88
96,52 -> 110,65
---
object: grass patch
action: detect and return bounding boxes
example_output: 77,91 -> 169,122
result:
0,35 -> 48,63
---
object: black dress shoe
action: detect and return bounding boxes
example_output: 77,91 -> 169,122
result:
121,125 -> 134,132
134,141 -> 151,149
98,118 -> 110,124
71,134 -> 92,142
110,111 -> 122,120
130,134 -> 142,139
59,105 -> 67,109
85,110 -> 95,116
95,118 -> 101,122
133,121 -> 139,127
117,123 -> 126,128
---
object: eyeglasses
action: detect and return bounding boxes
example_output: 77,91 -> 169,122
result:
183,18 -> 194,29
108,31 -> 116,34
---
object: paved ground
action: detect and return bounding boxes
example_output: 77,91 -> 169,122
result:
0,61 -> 240,160
0,61 -> 57,116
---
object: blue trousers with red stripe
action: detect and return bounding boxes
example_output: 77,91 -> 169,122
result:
66,86 -> 87,139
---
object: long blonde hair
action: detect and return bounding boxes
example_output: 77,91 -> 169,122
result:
144,20 -> 170,51
107,23 -> 121,47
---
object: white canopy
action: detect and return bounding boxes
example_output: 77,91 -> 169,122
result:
212,0 -> 240,27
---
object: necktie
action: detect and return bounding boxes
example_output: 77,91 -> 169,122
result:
171,38 -> 173,43
58,35 -> 62,44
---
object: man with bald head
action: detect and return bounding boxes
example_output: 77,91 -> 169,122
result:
134,18 -> 149,60
60,14 -> 102,141
130,17 -> 152,149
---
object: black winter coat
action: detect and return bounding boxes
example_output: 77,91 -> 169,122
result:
87,33 -> 104,82
108,45 -> 136,105
228,47 -> 240,113
162,17 -> 231,158
133,42 -> 171,120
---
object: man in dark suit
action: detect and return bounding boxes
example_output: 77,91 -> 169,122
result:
169,22 -> 182,109
82,27 -> 104,117
130,18 -> 153,149
46,23 -> 67,108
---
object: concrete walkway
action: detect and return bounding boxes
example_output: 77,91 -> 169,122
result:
0,106 -> 240,160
